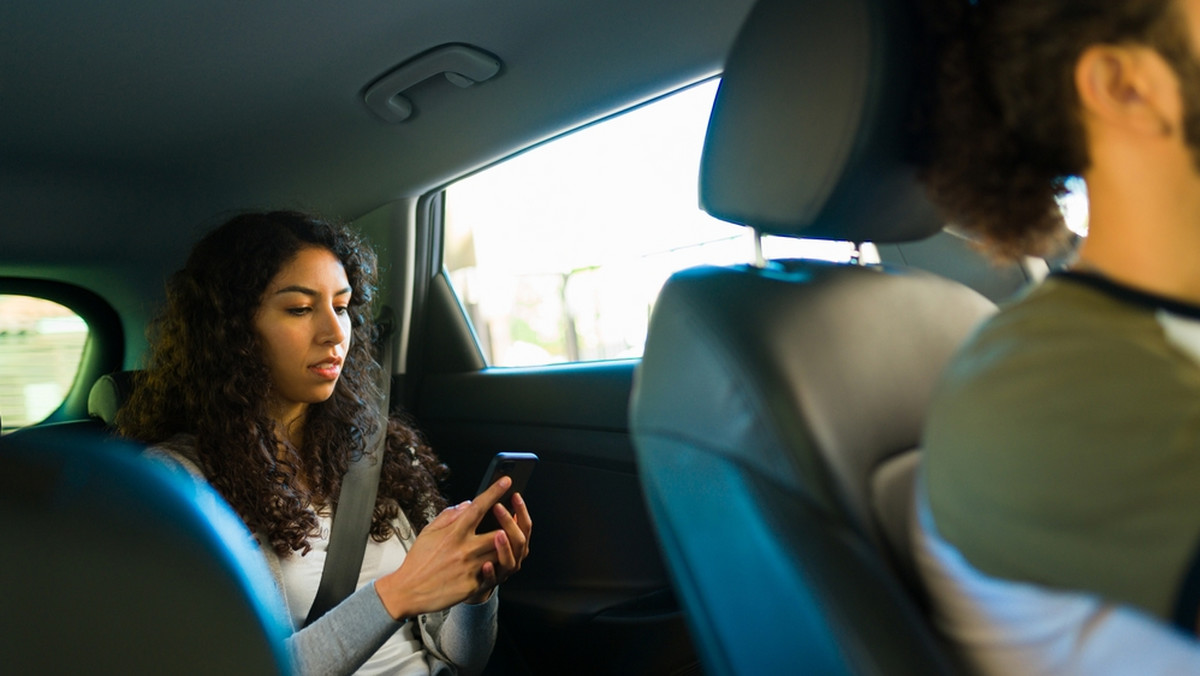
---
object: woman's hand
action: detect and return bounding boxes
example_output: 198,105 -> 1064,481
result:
373,476 -> 531,619
466,486 -> 533,604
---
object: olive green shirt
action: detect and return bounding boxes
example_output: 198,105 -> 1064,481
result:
925,272 -> 1200,623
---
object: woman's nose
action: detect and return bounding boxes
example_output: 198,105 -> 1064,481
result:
318,307 -> 347,344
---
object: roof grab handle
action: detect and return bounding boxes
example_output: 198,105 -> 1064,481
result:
363,43 -> 502,123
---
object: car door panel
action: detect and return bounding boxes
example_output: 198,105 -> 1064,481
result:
416,363 -> 699,674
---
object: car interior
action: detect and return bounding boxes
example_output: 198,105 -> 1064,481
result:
1,0 -> 1059,674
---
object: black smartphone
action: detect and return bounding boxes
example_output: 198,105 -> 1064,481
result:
474,452 -> 537,534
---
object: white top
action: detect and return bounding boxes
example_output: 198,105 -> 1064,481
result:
912,486 -> 1200,675
279,511 -> 429,676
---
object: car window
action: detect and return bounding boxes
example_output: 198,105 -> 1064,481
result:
1060,176 -> 1089,237
443,79 -> 872,367
0,295 -> 89,429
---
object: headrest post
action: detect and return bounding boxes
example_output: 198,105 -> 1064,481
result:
851,242 -> 865,266
752,229 -> 767,269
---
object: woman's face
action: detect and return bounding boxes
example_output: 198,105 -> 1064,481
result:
253,246 -> 352,426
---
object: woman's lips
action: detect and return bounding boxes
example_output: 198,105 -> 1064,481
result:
310,358 -> 342,380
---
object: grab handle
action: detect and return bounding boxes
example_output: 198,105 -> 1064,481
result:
363,43 -> 502,123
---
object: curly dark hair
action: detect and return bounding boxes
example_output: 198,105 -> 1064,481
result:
921,0 -> 1195,261
118,210 -> 449,556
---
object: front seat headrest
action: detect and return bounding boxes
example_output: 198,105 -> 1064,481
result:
700,0 -> 939,243
88,370 -> 138,426
0,426 -> 292,673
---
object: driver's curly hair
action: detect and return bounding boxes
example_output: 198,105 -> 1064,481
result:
118,210 -> 448,556
921,0 -> 1187,261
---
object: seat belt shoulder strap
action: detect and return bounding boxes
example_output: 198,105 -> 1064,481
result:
303,308 -> 394,627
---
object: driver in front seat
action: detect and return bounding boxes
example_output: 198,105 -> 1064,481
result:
915,0 -> 1200,673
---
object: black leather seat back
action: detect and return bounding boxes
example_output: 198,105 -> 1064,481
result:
636,262 -> 992,560
634,264 -> 991,674
0,426 -> 292,674
630,0 -> 994,672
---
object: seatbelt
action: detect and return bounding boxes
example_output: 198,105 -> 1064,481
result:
304,308 -> 394,627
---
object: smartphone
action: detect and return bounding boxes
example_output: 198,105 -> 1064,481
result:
474,452 -> 537,534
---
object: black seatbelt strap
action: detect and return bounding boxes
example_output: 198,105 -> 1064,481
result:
304,308 -> 395,627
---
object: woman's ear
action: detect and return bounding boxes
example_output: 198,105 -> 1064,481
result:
1076,44 -> 1179,138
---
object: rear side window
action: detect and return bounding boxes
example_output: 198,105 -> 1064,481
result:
443,79 -> 867,367
0,295 -> 89,429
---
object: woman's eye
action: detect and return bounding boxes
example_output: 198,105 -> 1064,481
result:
287,307 -> 312,316
335,306 -> 349,316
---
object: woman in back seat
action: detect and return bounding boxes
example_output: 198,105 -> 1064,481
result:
118,211 -> 531,676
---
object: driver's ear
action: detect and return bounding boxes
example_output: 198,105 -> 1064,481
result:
1076,44 -> 1180,138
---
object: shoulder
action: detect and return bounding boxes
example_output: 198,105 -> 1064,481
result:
933,274 -> 1200,420
143,434 -> 283,571
969,273 -> 1165,354
926,273 -> 1200,473
143,433 -> 206,480
923,275 -> 1200,617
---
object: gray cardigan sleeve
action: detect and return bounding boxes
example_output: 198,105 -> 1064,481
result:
419,592 -> 499,676
286,583 -> 404,675
283,573 -> 498,676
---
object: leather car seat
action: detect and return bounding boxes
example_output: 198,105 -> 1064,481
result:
0,423 -> 293,674
629,0 -> 995,673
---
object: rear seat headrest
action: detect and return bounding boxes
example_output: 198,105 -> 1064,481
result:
88,370 -> 139,426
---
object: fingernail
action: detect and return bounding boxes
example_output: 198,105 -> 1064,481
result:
513,493 -> 524,507
497,530 -> 508,545
499,476 -> 512,489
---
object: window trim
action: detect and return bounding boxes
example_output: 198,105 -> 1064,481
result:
405,192 -> 486,382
